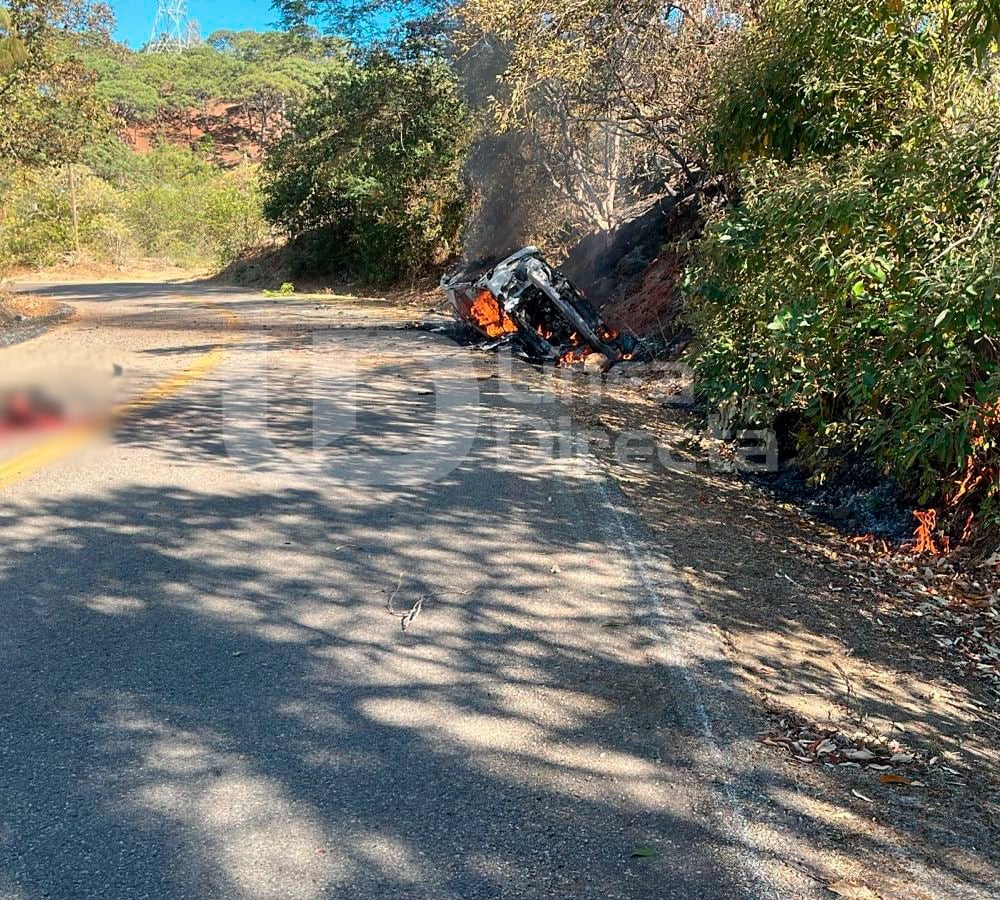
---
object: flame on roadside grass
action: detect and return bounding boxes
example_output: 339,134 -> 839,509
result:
910,488 -> 988,556
850,534 -> 892,555
914,398 -> 1000,553
913,509 -> 940,555
901,394 -> 1000,555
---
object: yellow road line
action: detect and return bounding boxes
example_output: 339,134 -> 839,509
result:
0,303 -> 239,492
0,427 -> 95,491
115,345 -> 227,418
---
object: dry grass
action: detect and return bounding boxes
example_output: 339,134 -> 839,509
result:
0,291 -> 61,328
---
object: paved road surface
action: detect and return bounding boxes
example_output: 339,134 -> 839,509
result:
0,283 -> 789,899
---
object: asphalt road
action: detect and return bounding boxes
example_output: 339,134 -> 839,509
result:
0,282 -> 791,899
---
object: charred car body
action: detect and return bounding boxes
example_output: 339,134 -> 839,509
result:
442,248 -> 634,365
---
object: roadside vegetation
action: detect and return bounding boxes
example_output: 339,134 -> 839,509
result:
263,49 -> 472,282
687,0 -> 1000,542
0,1 -> 348,274
3,144 -> 267,268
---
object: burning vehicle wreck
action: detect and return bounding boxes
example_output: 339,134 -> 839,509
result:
441,248 -> 635,366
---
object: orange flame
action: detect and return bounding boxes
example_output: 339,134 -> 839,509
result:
456,290 -> 518,339
913,509 -> 940,555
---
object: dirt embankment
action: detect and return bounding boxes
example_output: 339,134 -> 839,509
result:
0,292 -> 73,348
561,185 -> 718,340
123,101 -> 265,166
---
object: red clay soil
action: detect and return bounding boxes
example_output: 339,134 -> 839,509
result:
122,101 -> 265,165
602,251 -> 687,337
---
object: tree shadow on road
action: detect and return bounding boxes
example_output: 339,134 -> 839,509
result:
0,317 -> 996,899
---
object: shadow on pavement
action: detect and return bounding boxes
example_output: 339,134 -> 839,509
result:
0,299 -> 995,899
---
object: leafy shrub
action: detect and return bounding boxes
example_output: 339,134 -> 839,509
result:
0,145 -> 269,269
686,111 -> 1000,515
701,0 -> 982,170
262,282 -> 296,298
0,167 -> 78,267
686,0 -> 1000,539
263,50 -> 472,283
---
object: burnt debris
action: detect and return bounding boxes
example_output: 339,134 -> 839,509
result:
441,248 -> 635,365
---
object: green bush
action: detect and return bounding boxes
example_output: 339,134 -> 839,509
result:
263,50 -> 472,283
685,0 -> 1000,537
686,112 -> 1000,509
701,0 -> 985,170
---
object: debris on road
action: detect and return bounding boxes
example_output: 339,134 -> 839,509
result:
842,537 -> 1000,693
826,877 -> 881,899
384,576 -> 473,633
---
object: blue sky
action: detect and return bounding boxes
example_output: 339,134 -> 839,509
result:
113,1 -> 280,48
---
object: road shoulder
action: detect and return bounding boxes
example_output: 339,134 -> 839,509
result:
566,375 -> 1000,899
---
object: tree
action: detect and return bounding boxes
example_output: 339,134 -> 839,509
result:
217,32 -> 348,147
207,28 -> 348,64
0,0 -> 112,166
235,64 -> 310,147
703,0 -> 1000,172
84,31 -> 352,151
962,0 -> 1000,60
263,50 -> 471,280
0,8 -> 27,72
85,48 -> 159,126
458,1 -> 756,234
